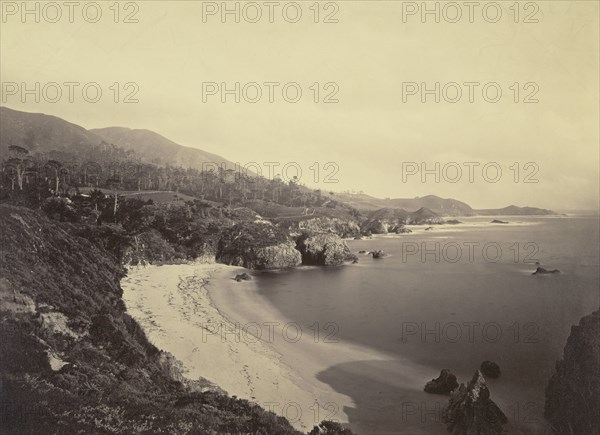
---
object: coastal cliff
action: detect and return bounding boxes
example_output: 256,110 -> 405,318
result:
216,221 -> 302,269
281,216 -> 361,239
296,232 -> 357,266
545,309 -> 600,434
0,205 -> 301,434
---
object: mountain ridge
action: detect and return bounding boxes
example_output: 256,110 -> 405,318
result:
0,107 -> 556,216
331,192 -> 556,217
0,106 -> 236,171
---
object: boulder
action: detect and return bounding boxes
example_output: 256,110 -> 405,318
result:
370,250 -> 386,259
296,233 -> 357,266
532,267 -> 560,275
480,361 -> 501,379
442,370 -> 508,435
424,369 -> 459,394
545,309 -> 600,435
425,226 -> 434,231
217,222 -> 301,270
234,273 -> 252,282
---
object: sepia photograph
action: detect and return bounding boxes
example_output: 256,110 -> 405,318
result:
0,1 -> 599,434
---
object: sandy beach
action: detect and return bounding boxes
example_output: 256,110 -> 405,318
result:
122,263 -> 386,431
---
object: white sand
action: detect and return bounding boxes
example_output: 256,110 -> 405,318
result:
121,264 -> 360,431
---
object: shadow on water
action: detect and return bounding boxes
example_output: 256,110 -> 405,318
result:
316,359 -> 448,435
316,358 -> 552,435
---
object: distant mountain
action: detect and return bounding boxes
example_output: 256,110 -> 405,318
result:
333,192 -> 556,217
475,205 -> 556,216
90,127 -> 236,171
0,107 -> 236,171
331,193 -> 474,216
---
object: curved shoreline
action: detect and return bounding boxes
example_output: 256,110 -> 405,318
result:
121,263 -> 358,432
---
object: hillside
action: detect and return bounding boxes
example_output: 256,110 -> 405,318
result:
0,204 -> 301,434
91,126 -> 237,171
0,107 -> 236,172
0,107 -> 556,218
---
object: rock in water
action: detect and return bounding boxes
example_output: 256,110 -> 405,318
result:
442,370 -> 508,435
424,369 -> 459,394
371,250 -> 386,259
480,361 -> 501,379
545,309 -> 600,435
234,273 -> 252,282
532,267 -> 560,275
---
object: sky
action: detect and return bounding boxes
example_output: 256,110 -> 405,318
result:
1,0 -> 598,210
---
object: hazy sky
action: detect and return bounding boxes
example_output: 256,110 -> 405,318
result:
1,1 -> 598,210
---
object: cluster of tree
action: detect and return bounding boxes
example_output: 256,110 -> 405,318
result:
1,142 -> 363,266
1,143 -> 353,212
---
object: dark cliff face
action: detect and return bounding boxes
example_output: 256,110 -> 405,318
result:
296,233 -> 357,266
545,309 -> 600,435
0,205 -> 300,434
442,370 -> 508,435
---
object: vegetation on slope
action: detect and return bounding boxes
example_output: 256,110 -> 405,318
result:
0,204 -> 304,434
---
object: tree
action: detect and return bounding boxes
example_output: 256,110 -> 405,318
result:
44,160 -> 63,194
6,145 -> 33,190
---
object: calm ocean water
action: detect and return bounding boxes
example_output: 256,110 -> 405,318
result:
254,216 -> 600,434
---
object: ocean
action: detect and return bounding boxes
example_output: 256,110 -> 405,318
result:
250,216 -> 600,434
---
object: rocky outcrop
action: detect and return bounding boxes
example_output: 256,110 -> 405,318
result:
424,369 -> 459,394
490,219 -> 509,224
296,233 -> 357,266
370,250 -> 387,259
442,370 -> 508,435
219,240 -> 301,270
360,207 -> 443,234
532,267 -> 560,275
480,361 -> 501,379
234,273 -> 252,282
296,217 -> 361,238
217,222 -> 302,269
545,309 -> 599,435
